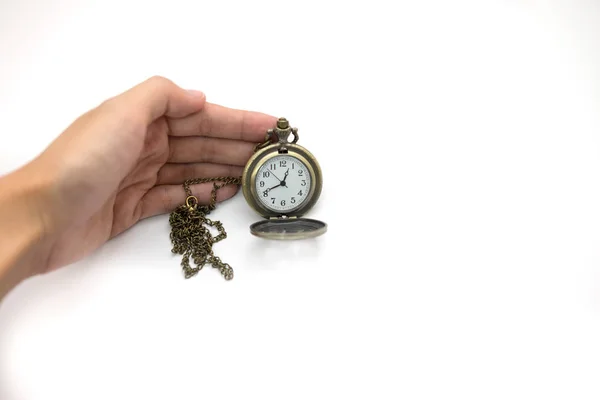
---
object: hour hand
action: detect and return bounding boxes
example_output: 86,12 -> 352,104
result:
277,169 -> 289,188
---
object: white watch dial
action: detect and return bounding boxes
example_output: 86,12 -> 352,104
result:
255,155 -> 311,212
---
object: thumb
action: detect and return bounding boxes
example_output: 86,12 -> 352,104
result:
117,76 -> 206,124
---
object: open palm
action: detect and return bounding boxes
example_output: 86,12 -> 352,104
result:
34,77 -> 276,272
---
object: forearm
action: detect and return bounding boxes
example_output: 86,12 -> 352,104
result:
0,162 -> 55,300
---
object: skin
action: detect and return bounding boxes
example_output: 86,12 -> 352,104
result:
0,76 -> 277,300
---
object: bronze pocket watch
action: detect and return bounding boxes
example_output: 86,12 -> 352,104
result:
241,117 -> 327,239
169,117 -> 325,280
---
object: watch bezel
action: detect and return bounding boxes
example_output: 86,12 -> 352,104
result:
242,143 -> 323,219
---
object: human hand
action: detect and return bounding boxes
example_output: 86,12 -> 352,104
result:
15,76 -> 276,274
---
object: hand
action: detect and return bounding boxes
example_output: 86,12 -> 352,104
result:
262,183 -> 282,196
282,168 -> 290,183
3,76 -> 276,276
268,170 -> 284,183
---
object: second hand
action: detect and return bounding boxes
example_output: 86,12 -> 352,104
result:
268,169 -> 284,183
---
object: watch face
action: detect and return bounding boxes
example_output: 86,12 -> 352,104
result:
255,154 -> 312,212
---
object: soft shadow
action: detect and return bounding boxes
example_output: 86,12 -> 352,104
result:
244,235 -> 323,271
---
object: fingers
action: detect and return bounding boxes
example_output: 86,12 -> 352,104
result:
168,136 -> 255,165
167,102 -> 277,142
157,163 -> 243,185
140,182 -> 239,219
115,76 -> 207,124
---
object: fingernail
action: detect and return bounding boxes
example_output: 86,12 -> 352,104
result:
188,90 -> 205,99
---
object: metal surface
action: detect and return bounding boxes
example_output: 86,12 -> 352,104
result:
249,218 -> 327,240
168,118 -> 326,278
242,118 -> 323,219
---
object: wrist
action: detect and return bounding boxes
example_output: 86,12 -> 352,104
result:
0,161 -> 57,298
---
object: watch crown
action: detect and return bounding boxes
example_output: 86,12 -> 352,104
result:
277,117 -> 289,129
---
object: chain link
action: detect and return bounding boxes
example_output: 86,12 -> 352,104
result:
168,126 -> 278,280
254,132 -> 274,152
169,176 -> 241,280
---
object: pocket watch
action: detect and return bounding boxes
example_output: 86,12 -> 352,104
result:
168,117 -> 326,280
241,117 -> 327,239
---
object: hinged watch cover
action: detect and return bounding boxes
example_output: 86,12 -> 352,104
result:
249,217 -> 327,240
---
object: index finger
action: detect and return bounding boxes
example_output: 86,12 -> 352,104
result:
167,102 -> 277,142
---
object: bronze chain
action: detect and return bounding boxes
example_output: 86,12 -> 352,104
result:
168,126 -> 278,280
169,176 -> 242,280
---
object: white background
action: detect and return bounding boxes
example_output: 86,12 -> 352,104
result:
1,0 -> 600,398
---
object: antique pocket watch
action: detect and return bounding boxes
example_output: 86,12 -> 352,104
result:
241,117 -> 327,239
169,117 -> 325,280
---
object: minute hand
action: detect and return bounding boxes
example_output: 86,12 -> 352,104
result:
263,183 -> 281,196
